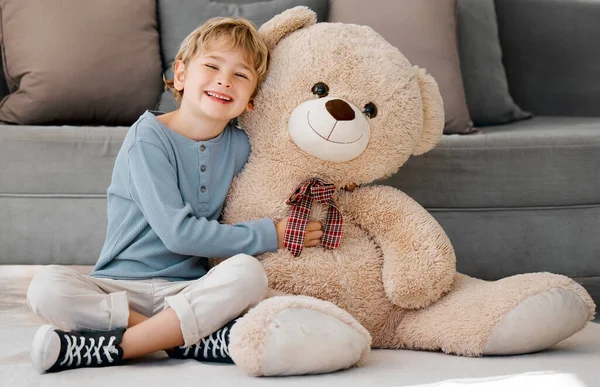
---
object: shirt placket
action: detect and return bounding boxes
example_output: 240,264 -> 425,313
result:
198,143 -> 210,213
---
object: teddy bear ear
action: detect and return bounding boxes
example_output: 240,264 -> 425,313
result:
259,6 -> 317,51
412,66 -> 445,156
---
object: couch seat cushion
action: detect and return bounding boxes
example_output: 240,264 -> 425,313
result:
0,125 -> 128,195
381,116 -> 600,208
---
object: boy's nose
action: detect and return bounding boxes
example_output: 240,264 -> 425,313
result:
217,74 -> 231,87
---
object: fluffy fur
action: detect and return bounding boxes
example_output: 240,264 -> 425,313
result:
229,295 -> 372,375
223,7 -> 596,364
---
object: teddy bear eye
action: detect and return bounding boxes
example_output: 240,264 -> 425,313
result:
311,82 -> 329,98
363,102 -> 377,118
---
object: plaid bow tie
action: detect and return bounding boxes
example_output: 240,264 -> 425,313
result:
283,178 -> 344,257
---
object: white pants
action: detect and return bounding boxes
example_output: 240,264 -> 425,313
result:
27,254 -> 268,347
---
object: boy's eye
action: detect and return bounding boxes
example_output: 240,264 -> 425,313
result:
205,64 -> 218,70
236,73 -> 249,79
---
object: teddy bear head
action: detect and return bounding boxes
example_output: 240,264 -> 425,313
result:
238,7 -> 444,188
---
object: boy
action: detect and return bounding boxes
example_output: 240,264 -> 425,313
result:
27,17 -> 322,373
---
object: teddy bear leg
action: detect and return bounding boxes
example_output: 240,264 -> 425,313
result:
393,273 -> 595,356
228,295 -> 372,376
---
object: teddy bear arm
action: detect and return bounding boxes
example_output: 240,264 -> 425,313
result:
341,185 -> 456,309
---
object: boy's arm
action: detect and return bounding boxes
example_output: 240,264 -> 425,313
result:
127,140 -> 278,257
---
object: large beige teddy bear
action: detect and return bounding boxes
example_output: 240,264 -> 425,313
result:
223,7 -> 596,377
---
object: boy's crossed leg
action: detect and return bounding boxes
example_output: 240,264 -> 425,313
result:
27,254 -> 267,373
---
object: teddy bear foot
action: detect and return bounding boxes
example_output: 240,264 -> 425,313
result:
483,287 -> 592,355
228,295 -> 371,376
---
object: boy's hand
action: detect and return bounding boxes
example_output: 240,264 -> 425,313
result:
276,219 -> 323,249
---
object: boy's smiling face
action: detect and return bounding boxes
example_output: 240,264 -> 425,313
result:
174,39 -> 258,123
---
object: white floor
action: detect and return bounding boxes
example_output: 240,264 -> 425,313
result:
1,266 -> 599,387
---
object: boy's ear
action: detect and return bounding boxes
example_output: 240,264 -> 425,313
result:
259,6 -> 317,51
246,100 -> 255,111
173,60 -> 185,91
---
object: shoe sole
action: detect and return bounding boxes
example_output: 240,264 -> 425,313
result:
31,325 -> 57,373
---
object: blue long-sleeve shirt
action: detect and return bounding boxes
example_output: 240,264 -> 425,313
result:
91,111 -> 278,281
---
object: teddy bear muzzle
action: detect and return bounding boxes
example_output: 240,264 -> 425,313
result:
288,96 -> 370,162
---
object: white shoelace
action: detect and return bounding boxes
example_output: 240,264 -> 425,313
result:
182,327 -> 230,358
59,334 -> 118,367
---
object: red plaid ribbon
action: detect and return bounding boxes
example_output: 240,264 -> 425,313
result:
283,178 -> 343,257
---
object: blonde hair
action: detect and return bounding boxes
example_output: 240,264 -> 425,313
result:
164,17 -> 270,105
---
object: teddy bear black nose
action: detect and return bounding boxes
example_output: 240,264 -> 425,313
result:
325,99 -> 355,121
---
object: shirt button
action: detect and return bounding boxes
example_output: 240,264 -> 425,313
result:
200,165 -> 206,172
199,145 -> 206,151
200,186 -> 206,193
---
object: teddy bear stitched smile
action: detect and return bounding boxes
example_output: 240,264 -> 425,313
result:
289,96 -> 371,162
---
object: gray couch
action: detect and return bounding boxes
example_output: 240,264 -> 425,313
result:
1,0 -> 598,308
383,0 -> 600,305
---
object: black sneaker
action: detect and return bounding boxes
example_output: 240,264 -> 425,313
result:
168,319 -> 236,364
31,325 -> 125,373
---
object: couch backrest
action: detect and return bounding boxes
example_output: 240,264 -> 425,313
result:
495,0 -> 600,117
3,1 -> 599,119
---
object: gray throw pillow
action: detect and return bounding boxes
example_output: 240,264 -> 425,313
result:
457,0 -> 531,126
157,0 -> 330,112
0,0 -> 163,126
0,52 -> 8,101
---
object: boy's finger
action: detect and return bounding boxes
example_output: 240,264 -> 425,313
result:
304,238 -> 320,247
306,230 -> 323,240
306,221 -> 323,231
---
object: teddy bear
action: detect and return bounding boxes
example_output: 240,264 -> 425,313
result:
220,6 -> 596,377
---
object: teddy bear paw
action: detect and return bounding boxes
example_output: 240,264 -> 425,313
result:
229,295 -> 371,376
483,288 -> 593,355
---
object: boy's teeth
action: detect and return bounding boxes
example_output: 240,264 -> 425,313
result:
207,92 -> 231,101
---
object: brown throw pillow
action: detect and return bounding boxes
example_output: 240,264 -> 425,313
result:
328,0 -> 475,134
0,0 -> 163,126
